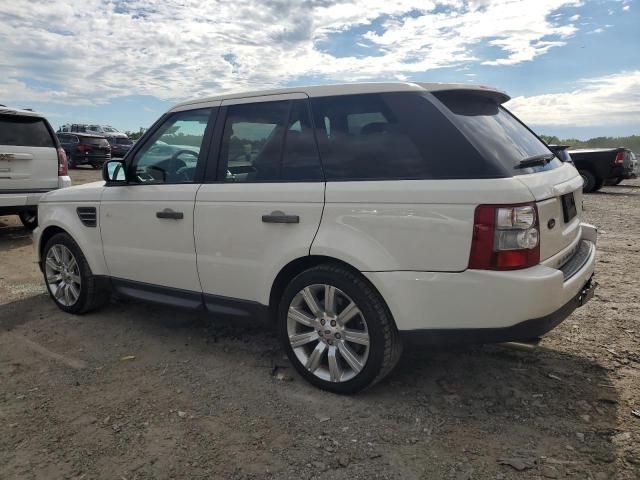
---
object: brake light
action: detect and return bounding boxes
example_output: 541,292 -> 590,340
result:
614,152 -> 625,165
57,147 -> 68,176
468,203 -> 540,270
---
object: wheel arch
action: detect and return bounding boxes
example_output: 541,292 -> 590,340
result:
267,255 -> 393,325
38,225 -> 69,266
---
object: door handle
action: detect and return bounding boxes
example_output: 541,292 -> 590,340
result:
156,208 -> 184,220
262,210 -> 300,224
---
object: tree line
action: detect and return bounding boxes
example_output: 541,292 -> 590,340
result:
540,134 -> 640,153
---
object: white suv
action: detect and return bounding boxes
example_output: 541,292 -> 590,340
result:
1,107 -> 71,229
34,83 -> 597,393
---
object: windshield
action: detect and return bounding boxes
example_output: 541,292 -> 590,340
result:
104,127 -> 118,133
433,91 -> 561,174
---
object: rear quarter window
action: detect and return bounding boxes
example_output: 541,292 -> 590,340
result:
0,115 -> 55,148
432,91 -> 562,174
310,92 -> 503,180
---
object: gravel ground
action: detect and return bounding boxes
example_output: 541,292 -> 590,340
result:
1,169 -> 638,480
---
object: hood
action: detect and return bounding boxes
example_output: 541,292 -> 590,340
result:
40,181 -> 105,203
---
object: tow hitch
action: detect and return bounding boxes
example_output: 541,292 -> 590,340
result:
577,277 -> 597,306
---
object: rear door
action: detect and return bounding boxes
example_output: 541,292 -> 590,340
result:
194,94 -> 325,307
0,113 -> 58,195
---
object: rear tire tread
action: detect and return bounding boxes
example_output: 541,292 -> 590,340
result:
279,264 -> 402,394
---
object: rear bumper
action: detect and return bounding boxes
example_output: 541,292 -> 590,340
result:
0,188 -> 53,211
363,223 -> 597,342
399,277 -> 596,346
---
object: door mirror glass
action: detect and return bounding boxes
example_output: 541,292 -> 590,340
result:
103,159 -> 126,183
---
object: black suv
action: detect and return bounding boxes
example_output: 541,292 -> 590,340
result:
105,136 -> 134,158
57,133 -> 111,169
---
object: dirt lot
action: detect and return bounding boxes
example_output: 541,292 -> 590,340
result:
1,168 -> 639,480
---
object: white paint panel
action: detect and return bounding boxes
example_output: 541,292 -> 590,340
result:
100,184 -> 201,291
313,178 -> 535,272
195,182 -> 324,304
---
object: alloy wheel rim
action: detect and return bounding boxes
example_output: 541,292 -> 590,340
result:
287,284 -> 370,383
45,244 -> 81,307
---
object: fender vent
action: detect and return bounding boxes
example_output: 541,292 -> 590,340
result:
77,207 -> 97,227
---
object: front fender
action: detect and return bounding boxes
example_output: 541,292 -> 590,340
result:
36,202 -> 108,276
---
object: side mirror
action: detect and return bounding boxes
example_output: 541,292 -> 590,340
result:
102,159 -> 127,183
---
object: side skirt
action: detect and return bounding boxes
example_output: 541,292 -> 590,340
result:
109,277 -> 268,320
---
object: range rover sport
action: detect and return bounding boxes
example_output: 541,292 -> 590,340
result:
34,83 -> 597,393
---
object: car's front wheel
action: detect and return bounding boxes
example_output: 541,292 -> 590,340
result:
43,233 -> 109,314
278,264 -> 402,394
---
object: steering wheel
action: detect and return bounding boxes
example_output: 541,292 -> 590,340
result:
170,149 -> 199,162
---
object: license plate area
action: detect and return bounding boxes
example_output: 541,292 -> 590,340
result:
561,192 -> 577,223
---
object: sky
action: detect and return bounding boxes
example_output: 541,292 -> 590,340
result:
0,0 -> 638,140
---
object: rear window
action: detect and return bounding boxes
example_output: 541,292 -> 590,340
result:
0,115 -> 55,147
82,136 -> 109,147
115,138 -> 133,145
310,92 -> 501,180
432,91 -> 561,174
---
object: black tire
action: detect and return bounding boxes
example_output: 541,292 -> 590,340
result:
42,232 -> 110,314
278,264 -> 402,394
593,178 -> 605,192
613,177 -> 624,185
18,210 -> 38,230
580,170 -> 597,193
67,152 -> 76,169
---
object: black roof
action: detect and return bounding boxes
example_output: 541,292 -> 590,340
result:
57,131 -> 106,139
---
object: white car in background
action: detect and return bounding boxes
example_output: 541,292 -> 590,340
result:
0,106 -> 70,229
34,82 -> 597,393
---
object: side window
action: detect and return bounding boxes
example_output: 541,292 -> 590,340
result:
129,108 -> 211,184
310,93 -> 427,181
219,99 -> 322,182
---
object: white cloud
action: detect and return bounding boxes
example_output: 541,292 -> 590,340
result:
569,14 -> 580,21
507,71 -> 640,126
0,0 -> 582,105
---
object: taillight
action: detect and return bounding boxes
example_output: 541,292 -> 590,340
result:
614,152 -> 625,165
57,147 -> 68,176
468,203 -> 540,270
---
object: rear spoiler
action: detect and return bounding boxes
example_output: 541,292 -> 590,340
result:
416,82 -> 510,104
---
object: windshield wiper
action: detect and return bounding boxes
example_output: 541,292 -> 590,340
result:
515,153 -> 555,169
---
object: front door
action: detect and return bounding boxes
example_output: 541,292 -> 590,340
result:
195,95 -> 325,308
100,107 -> 216,296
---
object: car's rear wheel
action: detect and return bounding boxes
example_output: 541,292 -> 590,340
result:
278,264 -> 402,394
19,210 -> 38,230
580,170 -> 597,193
66,152 -> 76,169
43,233 -> 109,314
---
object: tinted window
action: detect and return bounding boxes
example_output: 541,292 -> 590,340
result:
81,136 -> 109,147
432,91 -> 561,174
310,92 -> 496,180
219,99 -> 322,182
0,115 -> 55,147
129,109 -> 211,184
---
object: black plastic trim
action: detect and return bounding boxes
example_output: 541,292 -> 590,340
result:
0,188 -> 54,195
109,277 -> 269,320
400,276 -> 596,347
76,206 -> 97,227
111,278 -> 204,310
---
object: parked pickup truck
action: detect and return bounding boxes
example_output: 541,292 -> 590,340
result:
568,147 -> 636,192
